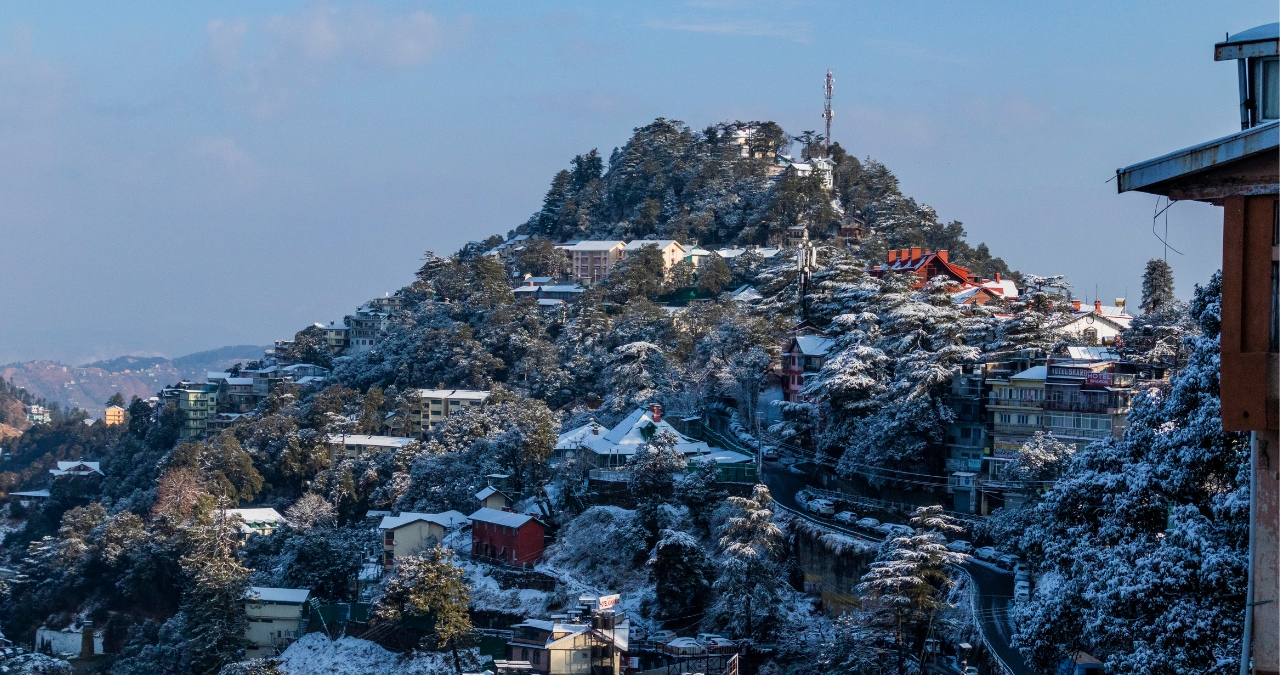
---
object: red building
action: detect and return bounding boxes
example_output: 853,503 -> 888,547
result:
867,248 -> 977,288
468,507 -> 546,567
780,334 -> 834,402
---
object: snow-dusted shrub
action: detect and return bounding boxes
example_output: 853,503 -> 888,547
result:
277,633 -> 482,675
543,506 -> 647,592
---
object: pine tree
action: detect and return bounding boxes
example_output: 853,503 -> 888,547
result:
696,254 -> 731,295
179,505 -> 251,675
648,529 -> 713,631
711,485 -> 786,641
373,546 -> 473,675
1140,258 -> 1176,314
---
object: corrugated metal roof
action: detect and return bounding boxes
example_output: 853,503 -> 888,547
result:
468,507 -> 540,528
1117,121 -> 1278,195
246,587 -> 310,604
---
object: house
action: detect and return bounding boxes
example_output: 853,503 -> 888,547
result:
557,241 -> 626,285
506,613 -> 629,675
780,335 -> 835,402
25,404 -> 50,425
785,225 -> 809,247
1061,299 -> 1133,346
411,389 -> 491,435
477,486 -> 513,510
346,305 -> 391,352
244,587 -> 310,659
867,248 -> 978,289
469,508 -> 546,567
36,621 -> 103,659
730,284 -> 762,303
689,450 -> 757,484
620,240 -> 687,272
987,365 -> 1048,477
160,381 -> 219,439
324,434 -> 417,462
104,405 -> 126,427
320,321 -> 350,353
207,412 -> 248,434
282,364 -> 330,380
9,489 -> 50,507
513,285 -> 586,304
555,406 -> 711,470
486,234 -> 534,261
49,461 -> 103,478
1056,651 -> 1104,675
228,508 -> 288,538
519,276 -> 555,286
378,510 -> 468,568
683,246 -> 713,267
1043,353 -> 1135,447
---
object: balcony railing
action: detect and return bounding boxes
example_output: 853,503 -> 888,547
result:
987,396 -> 1043,409
1042,400 -> 1122,414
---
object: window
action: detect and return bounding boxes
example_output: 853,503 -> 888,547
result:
998,414 -> 1011,424
1082,327 -> 1098,345
1016,414 -> 1029,425
1259,57 -> 1279,121
532,651 -> 541,665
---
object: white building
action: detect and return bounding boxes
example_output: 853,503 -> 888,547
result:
556,407 -> 712,469
557,241 -> 626,285
49,461 -> 103,478
619,240 -> 687,272
507,614 -> 630,675
412,389 -> 491,434
1062,300 -> 1134,347
324,434 -> 417,462
227,508 -> 288,538
244,587 -> 310,658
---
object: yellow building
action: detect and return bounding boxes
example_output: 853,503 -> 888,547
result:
104,405 -> 126,427
244,587 -> 310,658
620,240 -> 687,272
378,510 -> 468,568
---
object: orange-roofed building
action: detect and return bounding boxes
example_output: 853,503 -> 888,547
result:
867,248 -> 978,289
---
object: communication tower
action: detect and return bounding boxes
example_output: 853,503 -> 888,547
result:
823,69 -> 834,152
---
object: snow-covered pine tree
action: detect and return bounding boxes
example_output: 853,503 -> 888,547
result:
1140,258 -> 1176,314
711,485 -> 787,641
647,529 -> 714,631
178,506 -> 251,675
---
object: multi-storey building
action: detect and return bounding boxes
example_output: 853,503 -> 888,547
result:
410,389 -> 491,435
1043,354 -> 1136,447
943,365 -> 986,476
346,306 -> 390,353
779,334 -> 834,402
619,240 -> 687,272
104,405 -> 126,427
161,382 -> 219,439
557,241 -> 625,286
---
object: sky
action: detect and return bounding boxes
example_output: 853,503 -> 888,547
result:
0,1 -> 1274,365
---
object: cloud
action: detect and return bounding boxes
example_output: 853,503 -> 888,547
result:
646,18 -> 809,41
262,4 -> 450,67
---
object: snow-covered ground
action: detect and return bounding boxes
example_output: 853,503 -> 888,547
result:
277,633 -> 483,675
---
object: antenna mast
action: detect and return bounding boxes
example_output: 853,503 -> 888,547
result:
823,69 -> 834,153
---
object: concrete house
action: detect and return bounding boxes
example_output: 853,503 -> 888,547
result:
104,405 -> 126,427
244,587 -> 310,658
469,508 -> 546,567
378,510 -> 468,567
1061,300 -> 1134,347
411,389 -> 491,435
477,486 -> 513,510
619,240 -> 687,272
557,241 -> 626,285
507,614 -> 630,675
324,433 -> 417,462
228,508 -> 288,538
780,335 -> 835,402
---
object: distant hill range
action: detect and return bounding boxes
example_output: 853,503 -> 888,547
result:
2,345 -> 271,418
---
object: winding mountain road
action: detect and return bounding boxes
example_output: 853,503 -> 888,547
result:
760,462 -> 1036,675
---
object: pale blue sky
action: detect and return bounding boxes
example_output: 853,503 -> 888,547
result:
0,1 -> 1273,364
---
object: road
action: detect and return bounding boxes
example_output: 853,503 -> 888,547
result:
760,462 -> 1035,675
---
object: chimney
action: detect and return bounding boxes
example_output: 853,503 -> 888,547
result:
80,621 -> 94,659
938,250 -> 948,263
994,272 -> 1001,282
589,417 -> 598,435
888,249 -> 899,263
924,249 -> 932,257
910,247 -> 922,262
1094,300 -> 1103,313
650,404 -> 662,424
1072,300 -> 1082,311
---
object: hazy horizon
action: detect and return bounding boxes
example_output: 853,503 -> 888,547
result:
1,1 -> 1273,364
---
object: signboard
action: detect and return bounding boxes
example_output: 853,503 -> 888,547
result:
992,438 -> 1022,459
598,594 -> 620,610
1086,372 -> 1114,387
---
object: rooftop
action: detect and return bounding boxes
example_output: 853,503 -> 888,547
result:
1117,121 -> 1278,200
468,507 -> 541,529
378,510 -> 468,530
324,434 -> 417,448
246,587 -> 311,605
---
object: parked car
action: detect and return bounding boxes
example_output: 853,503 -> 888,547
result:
1014,580 -> 1031,602
834,511 -> 857,525
1013,562 -> 1029,576
856,517 -> 881,529
965,667 -> 979,675
649,630 -> 677,645
998,554 -> 1020,570
663,638 -> 707,656
696,634 -> 736,653
946,540 -> 973,554
807,499 -> 835,516
1015,569 -> 1031,583
976,546 -> 999,562
762,446 -> 780,461
876,523 -> 913,537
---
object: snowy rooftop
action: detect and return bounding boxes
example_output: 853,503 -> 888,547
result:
10,489 -> 50,498
556,420 -> 609,450
558,240 -> 625,251
1011,366 -> 1048,381
229,508 -> 286,524
415,389 -> 491,401
323,434 -> 416,448
731,285 -> 762,302
469,507 -> 541,529
715,247 -> 780,259
476,486 -> 505,501
792,335 -> 835,356
1067,346 -> 1119,361
378,510 -> 468,530
690,450 -> 754,465
246,587 -> 310,604
622,240 -> 684,251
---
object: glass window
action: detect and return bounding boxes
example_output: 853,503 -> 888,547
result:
1260,58 -> 1279,121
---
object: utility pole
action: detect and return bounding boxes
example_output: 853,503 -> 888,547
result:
823,69 -> 834,154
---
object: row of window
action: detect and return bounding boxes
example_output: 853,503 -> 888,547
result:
997,413 -> 1041,426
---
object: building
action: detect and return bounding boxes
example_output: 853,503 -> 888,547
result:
161,381 -> 219,439
346,305 -> 391,353
1116,22 -> 1278,669
411,389 -> 491,435
468,508 -> 546,567
9,489 -> 50,507
1042,351 -> 1135,447
25,405 -> 50,425
619,240 -> 687,272
514,284 -> 586,304
49,461 -> 103,478
244,587 -> 310,659
944,365 -> 987,478
35,621 -> 103,659
557,241 -> 626,285
987,365 -> 1047,472
780,335 -> 835,402
477,486 -> 513,510
1061,299 -> 1134,346
228,508 -> 288,538
324,434 -> 417,462
555,406 -> 712,470
486,234 -> 534,261
319,321 -> 349,353
378,510 -> 468,568
104,405 -> 126,427
507,614 -> 630,675
868,248 -> 978,289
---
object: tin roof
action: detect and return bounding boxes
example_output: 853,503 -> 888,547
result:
246,587 -> 310,604
468,507 -> 541,529
1215,23 -> 1279,60
1117,121 -> 1278,199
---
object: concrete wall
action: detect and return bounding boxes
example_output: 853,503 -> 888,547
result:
792,527 -> 876,616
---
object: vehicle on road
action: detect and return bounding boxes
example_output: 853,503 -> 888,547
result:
946,540 -> 973,554
1014,580 -> 1031,602
1015,569 -> 1030,583
965,667 -> 979,675
762,446 -> 779,461
856,517 -> 880,529
834,511 -> 856,525
976,546 -> 999,562
650,630 -> 677,644
997,554 -> 1020,570
876,523 -> 913,537
807,498 -> 835,516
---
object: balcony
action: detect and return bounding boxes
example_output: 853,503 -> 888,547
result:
987,396 -> 1043,409
1043,399 -> 1121,414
